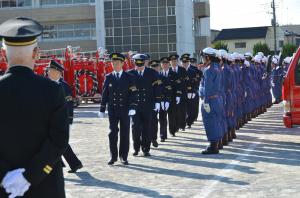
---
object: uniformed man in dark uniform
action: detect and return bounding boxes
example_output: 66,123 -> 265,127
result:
168,54 -> 184,136
0,17 -> 69,198
159,57 -> 177,141
190,57 -> 202,123
47,60 -> 83,173
149,60 -> 162,147
170,54 -> 189,131
100,53 -> 138,165
180,54 -> 198,129
129,54 -> 161,157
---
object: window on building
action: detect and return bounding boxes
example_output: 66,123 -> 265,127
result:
235,42 -> 246,48
279,40 -> 284,48
0,0 -> 32,8
168,43 -> 176,52
40,0 -> 94,7
106,28 -> 114,37
42,23 -> 95,41
167,6 -> 175,16
296,38 -> 300,46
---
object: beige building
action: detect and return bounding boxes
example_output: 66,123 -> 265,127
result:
0,0 -> 211,58
214,26 -> 284,54
280,25 -> 300,46
0,0 -> 96,51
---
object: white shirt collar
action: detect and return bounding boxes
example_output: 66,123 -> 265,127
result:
137,68 -> 145,75
113,70 -> 123,77
172,65 -> 178,72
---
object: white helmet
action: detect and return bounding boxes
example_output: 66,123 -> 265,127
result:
202,47 -> 216,57
271,56 -> 278,65
232,52 -> 240,60
283,57 -> 291,64
244,52 -> 253,58
226,54 -> 233,61
218,49 -> 228,58
262,56 -> 268,64
254,55 -> 262,63
239,54 -> 245,60
257,52 -> 264,57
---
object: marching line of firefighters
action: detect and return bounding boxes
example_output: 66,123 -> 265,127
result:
95,47 -> 292,165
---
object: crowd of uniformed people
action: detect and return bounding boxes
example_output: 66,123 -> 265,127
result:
0,16 -> 292,197
99,47 -> 291,163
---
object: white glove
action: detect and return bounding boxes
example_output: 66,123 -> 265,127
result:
191,93 -> 196,99
164,102 -> 170,111
244,60 -> 250,67
176,97 -> 180,105
203,103 -> 211,113
154,103 -> 160,112
187,93 -> 192,99
160,101 -> 165,111
128,109 -> 136,116
271,82 -> 275,87
2,168 -> 31,198
98,112 -> 106,118
245,92 -> 247,98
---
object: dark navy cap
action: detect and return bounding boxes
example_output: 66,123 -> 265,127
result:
109,53 -> 126,62
169,54 -> 179,60
190,58 -> 197,63
160,57 -> 170,63
0,17 -> 43,46
180,53 -> 190,62
47,60 -> 64,72
149,60 -> 160,68
132,53 -> 147,66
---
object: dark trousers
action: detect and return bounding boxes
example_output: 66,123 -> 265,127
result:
63,145 -> 82,170
132,110 -> 152,153
193,96 -> 200,122
178,99 -> 187,129
108,111 -> 130,161
159,110 -> 168,140
168,102 -> 179,135
186,98 -> 194,126
150,111 -> 158,142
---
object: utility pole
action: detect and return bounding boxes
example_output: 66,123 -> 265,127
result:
271,0 -> 277,54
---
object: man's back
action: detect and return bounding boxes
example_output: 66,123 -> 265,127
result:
0,66 -> 69,198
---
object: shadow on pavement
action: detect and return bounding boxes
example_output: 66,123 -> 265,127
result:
121,163 -> 249,186
65,171 -> 172,198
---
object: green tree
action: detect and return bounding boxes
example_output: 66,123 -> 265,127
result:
281,43 -> 297,58
253,42 -> 271,56
212,41 -> 229,52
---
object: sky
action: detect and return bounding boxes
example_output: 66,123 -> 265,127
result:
210,0 -> 300,30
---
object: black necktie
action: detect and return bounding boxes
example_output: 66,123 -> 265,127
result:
116,73 -> 120,80
139,71 -> 142,77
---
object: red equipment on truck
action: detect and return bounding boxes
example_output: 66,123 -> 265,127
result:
282,47 -> 300,128
0,48 -> 8,76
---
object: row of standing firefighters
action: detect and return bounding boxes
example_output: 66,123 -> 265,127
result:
98,48 -> 292,166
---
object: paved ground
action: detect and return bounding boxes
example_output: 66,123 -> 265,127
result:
65,103 -> 300,198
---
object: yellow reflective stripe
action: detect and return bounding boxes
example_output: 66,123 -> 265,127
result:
4,39 -> 37,46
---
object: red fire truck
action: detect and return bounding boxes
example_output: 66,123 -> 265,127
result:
282,47 -> 300,128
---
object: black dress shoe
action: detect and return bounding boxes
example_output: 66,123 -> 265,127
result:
68,163 -> 83,173
107,159 -> 117,165
143,152 -> 151,157
152,140 -> 159,148
202,142 -> 219,155
187,125 -> 191,129
170,133 -> 176,137
120,158 -> 129,165
161,139 -> 165,142
133,151 -> 139,156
